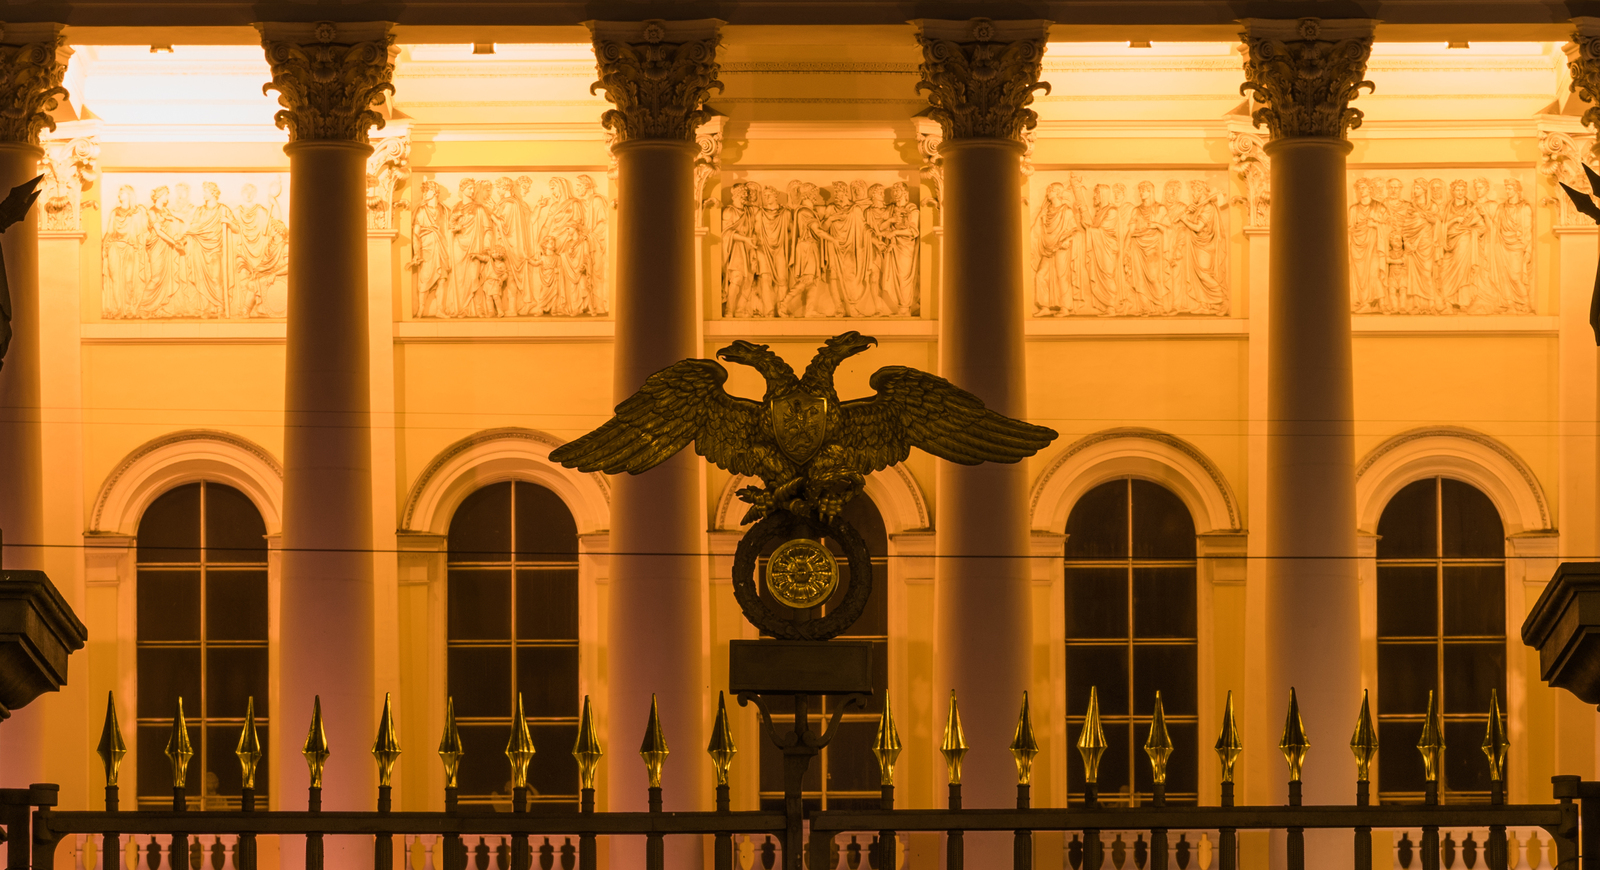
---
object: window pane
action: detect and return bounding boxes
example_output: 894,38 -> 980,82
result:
528,723 -> 580,799
457,723 -> 514,798
1131,481 -> 1195,559
516,568 -> 578,641
449,647 -> 511,718
137,571 -> 200,641
206,647 -> 268,719
137,647 -> 200,719
1442,566 -> 1505,637
824,720 -> 881,794
203,484 -> 267,563
1377,480 -> 1437,559
1133,645 -> 1197,717
448,569 -> 512,640
1067,645 -> 1129,718
449,483 -> 512,562
515,646 -> 579,718
1132,568 -> 1196,638
1067,719 -> 1130,798
513,482 -> 578,560
1443,720 -> 1493,794
1377,643 -> 1437,716
1065,481 -> 1128,559
138,484 -> 201,563
1066,568 -> 1127,639
1378,720 -> 1427,795
1377,566 -> 1437,638
1443,642 -> 1505,716
835,561 -> 888,639
1441,479 -> 1504,559
206,570 -> 268,641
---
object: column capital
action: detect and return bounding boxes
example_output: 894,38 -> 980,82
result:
0,23 -> 70,146
587,18 -> 724,144
257,21 -> 398,145
1238,18 -> 1377,141
912,18 -> 1052,142
1566,18 -> 1600,157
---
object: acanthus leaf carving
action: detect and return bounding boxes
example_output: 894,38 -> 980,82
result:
588,19 -> 724,144
366,133 -> 409,231
38,134 -> 97,233
1228,129 -> 1270,229
1568,22 -> 1600,161
1238,18 -> 1375,141
0,26 -> 71,146
259,21 -> 398,144
694,112 -> 726,217
913,18 -> 1051,142
1537,129 -> 1597,228
913,114 -> 944,209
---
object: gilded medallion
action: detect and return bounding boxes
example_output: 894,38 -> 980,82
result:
765,538 -> 839,610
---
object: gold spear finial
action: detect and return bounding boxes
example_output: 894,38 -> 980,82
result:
1009,691 -> 1040,786
939,691 -> 968,785
97,691 -> 127,787
575,695 -> 605,791
1145,691 -> 1174,786
304,695 -> 330,789
166,698 -> 194,789
506,693 -> 536,790
705,692 -> 735,787
1482,689 -> 1508,783
237,696 -> 263,790
1279,687 -> 1310,782
873,693 -> 903,787
1077,687 -> 1109,785
373,692 -> 402,787
640,694 -> 670,789
1350,690 -> 1378,783
1215,690 -> 1243,783
438,697 -> 464,789
1417,690 -> 1445,783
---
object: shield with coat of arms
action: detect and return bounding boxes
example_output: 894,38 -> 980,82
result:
770,391 -> 829,464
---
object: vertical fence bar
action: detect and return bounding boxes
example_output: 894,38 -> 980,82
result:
1150,782 -> 1167,870
238,789 -> 255,870
510,787 -> 528,870
578,788 -> 595,870
1219,782 -> 1235,870
375,784 -> 394,870
1013,783 -> 1030,870
645,786 -> 664,870
947,783 -> 963,870
1082,781 -> 1099,870
1354,779 -> 1371,870
1555,776 -> 1581,870
714,783 -> 732,870
306,786 -> 323,870
1286,781 -> 1304,870
1421,781 -> 1440,870
1490,780 -> 1508,870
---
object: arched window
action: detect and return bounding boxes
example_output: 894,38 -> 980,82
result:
1064,478 -> 1198,805
135,481 -> 268,809
447,481 -> 579,809
1376,477 -> 1506,802
758,495 -> 889,812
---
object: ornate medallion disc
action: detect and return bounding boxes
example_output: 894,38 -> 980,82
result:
765,538 -> 840,609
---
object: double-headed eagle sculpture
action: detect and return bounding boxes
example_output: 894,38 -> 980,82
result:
0,176 -> 41,373
551,331 -> 1059,522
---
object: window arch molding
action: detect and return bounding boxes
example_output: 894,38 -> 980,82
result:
1355,426 -> 1551,536
402,427 -> 610,535
91,429 -> 283,536
1030,428 -> 1241,535
711,464 -> 929,534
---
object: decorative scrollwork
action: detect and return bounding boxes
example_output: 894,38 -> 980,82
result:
913,18 -> 1051,142
259,21 -> 398,144
1570,29 -> 1600,160
1239,18 -> 1375,140
730,510 -> 874,641
588,19 -> 724,144
0,29 -> 70,146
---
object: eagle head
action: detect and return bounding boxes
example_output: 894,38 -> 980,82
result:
824,331 -> 877,357
717,339 -> 798,395
716,339 -> 771,367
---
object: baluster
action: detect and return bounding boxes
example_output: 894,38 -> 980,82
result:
83,834 -> 95,870
74,834 -> 85,870
737,837 -> 753,870
418,835 -> 433,870
189,841 -> 201,870
1112,834 -> 1126,870
495,838 -> 509,870
1215,692 -> 1241,870
228,837 -> 237,870
1175,834 -> 1190,870
1398,833 -> 1416,870
208,837 -> 223,870
441,698 -> 465,870
1444,832 -> 1458,870
1532,833 -> 1552,870
374,694 -> 401,870
1068,835 -> 1083,870
943,693 -> 966,870
845,838 -> 860,870
1197,834 -> 1213,870
474,838 -> 489,870
761,837 -> 777,870
559,839 -> 575,870
1464,833 -> 1480,870
145,837 -> 160,870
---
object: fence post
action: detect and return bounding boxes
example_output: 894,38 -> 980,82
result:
27,786 -> 61,870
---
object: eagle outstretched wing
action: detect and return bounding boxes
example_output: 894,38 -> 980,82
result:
550,358 -> 773,477
838,365 -> 1058,472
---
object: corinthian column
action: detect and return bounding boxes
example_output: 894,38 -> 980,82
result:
258,20 -> 396,837
0,22 -> 69,792
1239,15 -> 1374,843
914,17 -> 1048,863
587,19 -> 721,870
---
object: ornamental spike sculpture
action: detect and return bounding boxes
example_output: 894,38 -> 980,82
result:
1279,687 -> 1310,782
575,695 -> 605,791
304,695 -> 330,789
1145,691 -> 1174,786
640,695 -> 670,789
1482,689 -> 1508,783
1350,690 -> 1378,783
1076,687 -> 1108,785
373,692 -> 402,787
1010,691 -> 1040,786
237,696 -> 263,790
873,693 -> 903,787
96,691 -> 127,787
438,696 -> 463,789
506,693 -> 536,790
706,692 -> 735,787
1215,690 -> 1243,783
1418,690 -> 1445,783
166,698 -> 194,789
940,691 -> 968,785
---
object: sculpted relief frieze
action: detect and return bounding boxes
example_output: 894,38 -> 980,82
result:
100,174 -> 289,320
408,172 -> 610,319
1347,171 -> 1534,315
1028,170 -> 1231,317
719,173 -> 921,319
